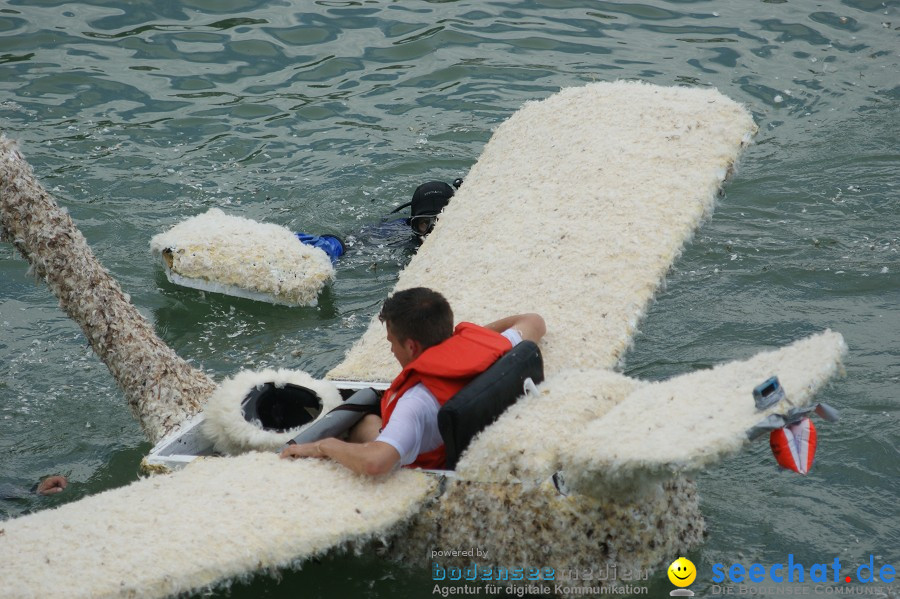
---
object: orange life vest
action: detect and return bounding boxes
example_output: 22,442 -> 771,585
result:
380,322 -> 512,469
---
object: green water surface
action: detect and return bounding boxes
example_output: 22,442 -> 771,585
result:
1,0 -> 898,597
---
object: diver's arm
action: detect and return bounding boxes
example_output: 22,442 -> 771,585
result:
281,438 -> 400,476
483,313 -> 546,344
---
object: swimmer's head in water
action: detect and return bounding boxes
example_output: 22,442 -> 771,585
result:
409,180 -> 455,239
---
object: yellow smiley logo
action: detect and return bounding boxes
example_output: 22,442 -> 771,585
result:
668,557 -> 697,587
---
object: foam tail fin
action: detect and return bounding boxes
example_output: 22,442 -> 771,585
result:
560,330 -> 847,497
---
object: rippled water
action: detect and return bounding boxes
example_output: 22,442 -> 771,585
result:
1,0 -> 898,597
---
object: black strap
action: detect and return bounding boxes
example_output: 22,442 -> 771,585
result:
389,201 -> 412,214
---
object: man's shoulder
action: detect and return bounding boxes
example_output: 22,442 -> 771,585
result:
398,382 -> 439,407
453,321 -> 490,334
453,322 -> 520,347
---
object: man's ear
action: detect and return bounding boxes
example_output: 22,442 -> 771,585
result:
405,337 -> 423,359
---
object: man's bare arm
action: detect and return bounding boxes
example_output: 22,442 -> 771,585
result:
483,313 -> 546,343
280,438 -> 400,476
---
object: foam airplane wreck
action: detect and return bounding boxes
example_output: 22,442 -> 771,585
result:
0,81 -> 847,598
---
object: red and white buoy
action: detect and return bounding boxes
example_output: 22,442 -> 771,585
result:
769,417 -> 817,475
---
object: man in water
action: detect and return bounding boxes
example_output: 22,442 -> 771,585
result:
0,475 -> 67,519
281,287 -> 545,475
0,475 -> 67,498
389,180 -> 460,242
296,179 -> 461,260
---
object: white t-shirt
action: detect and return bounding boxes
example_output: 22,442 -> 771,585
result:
376,328 -> 523,466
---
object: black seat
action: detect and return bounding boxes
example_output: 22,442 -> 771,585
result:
437,341 -> 544,470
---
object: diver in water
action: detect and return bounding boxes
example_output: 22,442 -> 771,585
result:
295,178 -> 462,261
388,179 -> 462,242
1,475 -> 68,519
0,475 -> 67,501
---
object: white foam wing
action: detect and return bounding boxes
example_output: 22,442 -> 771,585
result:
328,81 -> 757,383
0,453 -> 434,598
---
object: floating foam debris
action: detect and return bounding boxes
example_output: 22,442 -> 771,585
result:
150,208 -> 334,306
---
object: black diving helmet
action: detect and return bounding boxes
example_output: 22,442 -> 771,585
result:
392,179 -> 461,241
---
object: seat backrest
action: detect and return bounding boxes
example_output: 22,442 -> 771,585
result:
437,341 -> 544,470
